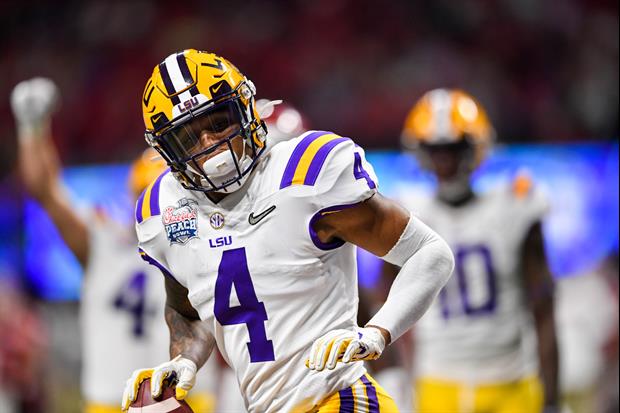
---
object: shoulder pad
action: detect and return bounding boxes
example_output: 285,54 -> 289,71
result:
135,169 -> 170,224
279,130 -> 350,189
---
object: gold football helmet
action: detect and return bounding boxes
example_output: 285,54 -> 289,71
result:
141,49 -> 267,192
401,88 -> 495,168
128,147 -> 168,198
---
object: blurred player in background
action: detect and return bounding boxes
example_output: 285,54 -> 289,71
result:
121,49 -> 455,413
11,78 -> 215,413
384,88 -> 559,413
555,255 -> 619,413
0,282 -> 48,413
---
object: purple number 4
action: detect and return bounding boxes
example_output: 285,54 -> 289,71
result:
353,152 -> 376,189
214,248 -> 275,363
113,271 -> 150,338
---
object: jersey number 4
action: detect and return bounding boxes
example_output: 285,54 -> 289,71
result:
214,248 -> 275,363
113,271 -> 152,338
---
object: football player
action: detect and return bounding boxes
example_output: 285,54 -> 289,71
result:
390,88 -> 559,412
121,49 -> 455,413
11,78 -> 216,413
209,98 -> 309,413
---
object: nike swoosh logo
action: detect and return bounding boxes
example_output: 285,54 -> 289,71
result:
248,205 -> 276,225
212,83 -> 223,93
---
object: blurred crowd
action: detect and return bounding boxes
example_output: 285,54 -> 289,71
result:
1,0 -> 618,168
0,1 -> 618,412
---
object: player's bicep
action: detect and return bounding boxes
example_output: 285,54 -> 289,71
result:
316,193 -> 410,256
164,277 -> 215,365
164,275 -> 200,320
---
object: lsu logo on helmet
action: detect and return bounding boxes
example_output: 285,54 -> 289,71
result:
141,49 -> 267,193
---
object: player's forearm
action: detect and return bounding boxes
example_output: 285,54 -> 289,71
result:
535,299 -> 560,408
368,216 -> 454,343
165,304 -> 213,369
42,186 -> 90,265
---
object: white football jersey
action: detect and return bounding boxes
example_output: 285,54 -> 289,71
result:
398,184 -> 548,383
81,213 -> 218,406
80,214 -> 170,405
136,131 -> 379,413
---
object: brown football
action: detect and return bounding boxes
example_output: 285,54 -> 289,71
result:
128,378 -> 194,413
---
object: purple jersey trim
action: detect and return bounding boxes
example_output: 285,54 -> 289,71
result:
135,168 -> 170,223
279,130 -> 330,189
304,137 -> 350,186
138,248 -> 177,282
135,193 -> 145,223
360,374 -> 380,412
148,169 -> 169,217
308,203 -> 360,251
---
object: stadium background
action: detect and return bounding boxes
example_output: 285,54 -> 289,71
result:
0,1 -> 617,412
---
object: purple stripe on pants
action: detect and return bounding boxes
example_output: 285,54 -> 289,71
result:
360,374 -> 380,413
338,386 -> 355,412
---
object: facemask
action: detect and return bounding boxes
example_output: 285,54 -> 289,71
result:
437,174 -> 473,204
200,147 -> 252,193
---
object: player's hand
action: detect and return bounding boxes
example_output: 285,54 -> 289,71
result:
121,355 -> 197,411
306,327 -> 386,371
10,77 -> 59,136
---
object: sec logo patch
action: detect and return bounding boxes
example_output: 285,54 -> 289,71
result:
209,212 -> 225,229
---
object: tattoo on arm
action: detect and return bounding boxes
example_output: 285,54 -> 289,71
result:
164,276 -> 214,368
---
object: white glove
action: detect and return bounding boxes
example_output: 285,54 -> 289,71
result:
10,77 -> 59,136
306,327 -> 386,371
121,355 -> 197,411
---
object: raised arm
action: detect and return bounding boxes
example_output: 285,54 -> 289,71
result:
12,78 -> 90,266
522,222 -> 559,411
307,193 -> 454,370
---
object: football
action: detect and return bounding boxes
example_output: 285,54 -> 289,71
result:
128,378 -> 194,413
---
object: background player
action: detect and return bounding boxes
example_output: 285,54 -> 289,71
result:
121,49 -> 455,413
11,78 -> 215,413
385,88 -> 559,412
